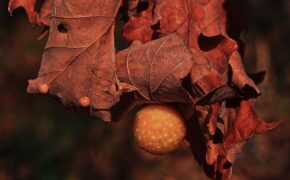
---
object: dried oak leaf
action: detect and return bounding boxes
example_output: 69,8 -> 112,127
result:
203,99 -> 281,179
123,0 -> 239,97
221,100 -> 281,148
124,0 -> 257,99
152,0 -> 238,97
187,85 -> 278,180
116,34 -> 193,103
27,0 -> 130,121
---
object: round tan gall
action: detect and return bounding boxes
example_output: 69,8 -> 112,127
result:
134,104 -> 186,154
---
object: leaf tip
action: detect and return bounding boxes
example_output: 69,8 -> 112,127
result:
255,119 -> 281,134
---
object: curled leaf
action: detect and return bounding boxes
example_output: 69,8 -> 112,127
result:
219,99 -> 281,149
116,34 -> 193,103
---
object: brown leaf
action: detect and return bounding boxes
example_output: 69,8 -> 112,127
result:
221,100 -> 280,148
27,0 -> 124,121
123,0 -> 238,96
188,93 -> 280,180
203,99 -> 280,179
9,0 -> 281,179
124,0 -> 239,58
154,0 -> 234,47
116,34 -> 193,103
153,0 -> 238,96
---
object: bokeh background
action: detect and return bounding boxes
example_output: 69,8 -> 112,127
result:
0,0 -> 289,179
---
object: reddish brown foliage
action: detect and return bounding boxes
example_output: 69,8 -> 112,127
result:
116,34 -> 192,103
8,0 -> 280,179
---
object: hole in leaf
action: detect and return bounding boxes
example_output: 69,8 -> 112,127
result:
215,172 -> 223,180
242,84 -> 260,99
151,21 -> 160,30
225,98 -> 241,108
35,0 -> 47,12
217,117 -> 224,124
228,64 -> 233,81
223,161 -> 232,169
181,74 -> 194,97
198,34 -> 223,51
248,71 -> 266,85
136,1 -> 149,13
115,13 -> 131,50
151,22 -> 161,40
185,111 -> 208,165
212,128 -> 223,144
58,23 -> 68,33
203,163 -> 215,179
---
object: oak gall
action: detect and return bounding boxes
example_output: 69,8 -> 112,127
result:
134,104 -> 186,154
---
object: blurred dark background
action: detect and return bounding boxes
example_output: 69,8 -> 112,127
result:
0,0 -> 289,179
